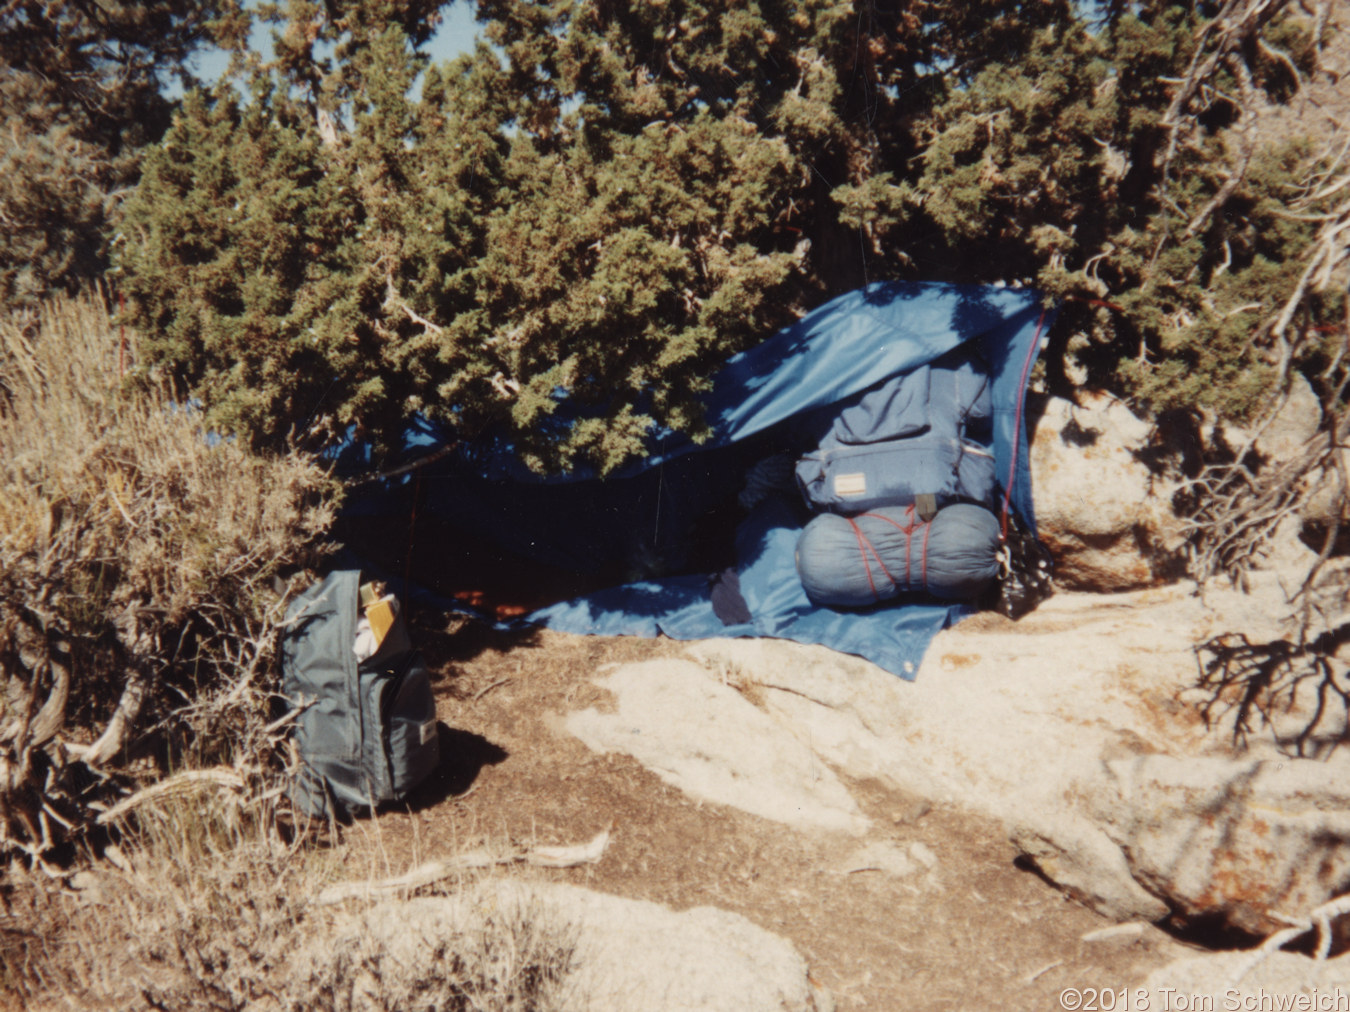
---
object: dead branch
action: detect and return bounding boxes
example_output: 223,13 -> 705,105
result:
79,669 -> 151,768
315,827 -> 613,906
1229,892 -> 1350,987
472,676 -> 511,702
1179,427 -> 1332,585
1159,0 -> 1291,180
26,643 -> 70,749
343,442 -> 457,489
1183,53 -> 1260,241
95,768 -> 246,826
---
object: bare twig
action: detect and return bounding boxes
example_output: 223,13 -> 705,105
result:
315,826 -> 613,905
96,769 -> 247,826
472,676 -> 511,702
343,442 -> 457,489
1023,961 -> 1063,984
80,670 -> 152,768
1229,892 -> 1350,987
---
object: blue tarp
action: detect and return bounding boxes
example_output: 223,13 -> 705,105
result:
523,282 -> 1052,678
346,281 -> 1054,680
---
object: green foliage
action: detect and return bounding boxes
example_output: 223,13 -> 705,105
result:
894,3 -> 1344,422
115,0 -> 1346,469
117,0 -> 1088,470
0,0 -> 244,309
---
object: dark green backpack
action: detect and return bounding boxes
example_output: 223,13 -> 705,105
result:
281,571 -> 439,817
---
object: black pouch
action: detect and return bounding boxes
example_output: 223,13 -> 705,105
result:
995,509 -> 1054,620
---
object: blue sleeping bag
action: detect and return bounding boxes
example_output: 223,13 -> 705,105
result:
796,503 -> 1002,607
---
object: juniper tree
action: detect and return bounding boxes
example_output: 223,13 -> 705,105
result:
116,0 -> 1346,473
0,0 -> 245,308
898,2 -> 1345,422
117,0 -> 1074,468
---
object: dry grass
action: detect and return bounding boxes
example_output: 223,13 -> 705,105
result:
1,785 -> 575,1012
0,290 -> 336,861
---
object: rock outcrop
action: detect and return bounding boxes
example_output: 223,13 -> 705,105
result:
565,572 -> 1350,938
1029,392 -> 1184,591
1094,755 -> 1350,937
1029,378 -> 1335,591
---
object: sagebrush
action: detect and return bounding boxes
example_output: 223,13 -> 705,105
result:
0,290 -> 336,861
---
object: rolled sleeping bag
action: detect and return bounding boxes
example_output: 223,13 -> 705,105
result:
795,502 -> 1001,607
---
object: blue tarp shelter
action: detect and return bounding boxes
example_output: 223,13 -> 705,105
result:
345,281 -> 1053,679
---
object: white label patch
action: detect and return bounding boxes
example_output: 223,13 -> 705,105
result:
418,719 -> 437,746
833,472 -> 867,498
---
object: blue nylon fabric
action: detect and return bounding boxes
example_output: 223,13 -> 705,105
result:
526,282 -> 1054,679
702,282 -> 1038,445
462,281 -> 1047,488
529,497 -> 969,677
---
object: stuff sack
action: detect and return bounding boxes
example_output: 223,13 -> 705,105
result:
281,570 -> 439,817
795,503 -> 1001,607
795,349 -> 996,514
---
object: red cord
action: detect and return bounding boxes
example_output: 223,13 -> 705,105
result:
858,507 -> 918,590
921,513 -> 932,590
847,516 -> 899,600
859,508 -> 917,536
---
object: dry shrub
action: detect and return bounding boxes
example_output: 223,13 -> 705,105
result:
0,291 -> 337,861
0,784 -> 314,1010
303,894 -> 575,1012
1,788 -> 574,1012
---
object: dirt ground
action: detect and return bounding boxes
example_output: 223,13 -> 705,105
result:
341,614 -> 1200,1012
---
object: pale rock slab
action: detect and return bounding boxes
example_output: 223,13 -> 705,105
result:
565,658 -> 870,835
1139,949 -> 1350,1012
338,881 -> 832,1012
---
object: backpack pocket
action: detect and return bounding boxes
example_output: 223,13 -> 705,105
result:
956,440 -> 997,506
381,652 -> 439,799
796,434 -> 993,514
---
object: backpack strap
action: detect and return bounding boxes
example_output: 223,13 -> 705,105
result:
999,308 -> 1050,539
